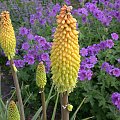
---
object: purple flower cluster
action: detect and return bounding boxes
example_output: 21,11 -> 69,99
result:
101,62 -> 120,77
74,0 -> 120,25
99,0 -> 120,22
29,2 -> 61,26
6,60 -> 25,68
85,2 -> 112,26
6,27 -> 51,73
73,7 -> 88,24
111,92 -> 120,110
80,39 -> 114,57
78,38 -> 115,81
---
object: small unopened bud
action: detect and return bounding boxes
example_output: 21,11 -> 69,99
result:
36,62 -> 47,89
7,100 -> 20,120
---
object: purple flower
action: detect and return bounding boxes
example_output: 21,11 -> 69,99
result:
34,35 -> 41,41
112,68 -> 120,77
80,65 -> 86,70
117,59 -> 120,63
24,54 -> 35,65
30,14 -> 36,25
85,3 -> 97,12
6,60 -> 25,68
78,70 -> 87,81
92,0 -> 98,4
22,42 -> 30,50
106,39 -> 114,48
111,92 -> 120,110
45,61 -> 51,73
81,58 -> 95,69
16,49 -> 19,54
89,56 -> 97,64
41,53 -> 49,61
101,62 -> 110,71
87,46 -> 96,56
77,8 -> 88,16
53,3 -> 61,12
85,63 -> 94,69
6,61 -> 10,66
82,16 -> 87,24
99,41 -> 107,49
111,33 -> 119,40
27,33 -> 34,40
93,44 -> 100,52
39,19 -> 46,26
36,11 -> 42,18
38,37 -> 46,47
101,62 -> 120,76
64,0 -> 71,5
28,49 -> 38,58
19,27 -> 28,36
49,3 -> 61,17
15,60 -> 25,68
86,69 -> 93,80
80,48 -> 88,57
42,42 -> 52,50
51,27 -> 56,34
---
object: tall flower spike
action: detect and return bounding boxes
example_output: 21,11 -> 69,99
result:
36,62 -> 47,89
50,5 -> 80,93
8,101 -> 20,120
0,11 -> 16,60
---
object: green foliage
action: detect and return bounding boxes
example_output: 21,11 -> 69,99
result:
71,9 -> 120,119
0,98 -> 7,120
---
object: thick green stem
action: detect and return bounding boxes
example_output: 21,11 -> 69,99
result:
10,59 -> 25,120
40,88 -> 47,120
61,92 -> 69,120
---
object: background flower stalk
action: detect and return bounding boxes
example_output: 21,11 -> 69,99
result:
36,62 -> 47,120
0,11 -> 25,120
0,11 -> 16,60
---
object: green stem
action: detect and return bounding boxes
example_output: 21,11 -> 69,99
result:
10,59 -> 25,120
82,116 -> 95,120
71,97 -> 86,120
40,88 -> 47,120
61,92 -> 69,120
51,93 -> 59,120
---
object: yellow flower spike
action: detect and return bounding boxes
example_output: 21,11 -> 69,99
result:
8,100 -> 20,120
50,5 -> 80,93
67,104 -> 73,111
0,11 -> 16,60
36,62 -> 47,89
